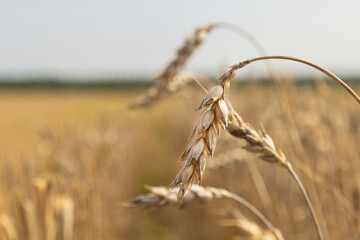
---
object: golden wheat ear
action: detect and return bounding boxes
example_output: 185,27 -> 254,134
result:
125,185 -> 283,239
171,69 -> 238,203
220,209 -> 285,240
129,25 -> 215,108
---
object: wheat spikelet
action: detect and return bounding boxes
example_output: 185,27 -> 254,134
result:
171,67 -> 238,202
130,25 -> 215,108
226,111 -> 288,169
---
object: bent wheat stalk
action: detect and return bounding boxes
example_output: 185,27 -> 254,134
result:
125,185 -> 284,240
177,57 -> 350,239
234,56 -> 360,104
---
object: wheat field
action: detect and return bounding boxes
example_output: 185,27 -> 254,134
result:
0,79 -> 359,239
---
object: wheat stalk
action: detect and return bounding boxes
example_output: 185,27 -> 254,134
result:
221,57 -> 360,240
189,59 -> 359,240
233,56 -> 360,104
125,184 -> 283,240
173,51 -> 360,238
178,56 -> 359,239
169,63 -> 326,238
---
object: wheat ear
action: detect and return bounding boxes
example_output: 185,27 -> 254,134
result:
171,67 -> 238,203
129,25 -> 215,108
125,185 -> 283,240
221,209 -> 284,240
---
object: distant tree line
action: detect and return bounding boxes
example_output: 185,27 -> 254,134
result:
0,77 -> 358,89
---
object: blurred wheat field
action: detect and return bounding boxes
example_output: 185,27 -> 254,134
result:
0,82 -> 359,240
0,89 -> 135,157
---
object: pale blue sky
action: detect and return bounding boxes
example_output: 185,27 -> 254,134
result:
1,0 -> 360,78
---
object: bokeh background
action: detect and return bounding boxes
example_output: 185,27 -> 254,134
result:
0,1 -> 359,239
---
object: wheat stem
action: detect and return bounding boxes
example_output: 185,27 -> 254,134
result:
235,56 -> 360,104
285,162 -> 324,240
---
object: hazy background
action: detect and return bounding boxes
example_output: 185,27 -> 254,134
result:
1,0 -> 360,79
